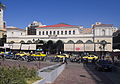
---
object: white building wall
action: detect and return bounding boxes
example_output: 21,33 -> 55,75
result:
6,23 -> 116,52
36,27 -> 79,36
0,8 -> 4,29
7,29 -> 26,37
95,27 -> 113,36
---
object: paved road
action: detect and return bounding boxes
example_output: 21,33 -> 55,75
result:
50,62 -> 120,84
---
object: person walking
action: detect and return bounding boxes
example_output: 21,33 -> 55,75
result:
63,56 -> 65,63
63,56 -> 68,64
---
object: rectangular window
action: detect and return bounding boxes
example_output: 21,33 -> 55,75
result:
73,30 -> 75,34
46,31 -> 48,35
61,31 -> 63,35
39,31 -> 41,35
57,31 -> 59,35
53,31 -> 55,35
69,31 -> 71,34
42,31 -> 44,35
65,31 -> 67,35
50,31 -> 52,35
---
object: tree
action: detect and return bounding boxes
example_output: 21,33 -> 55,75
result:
99,40 -> 110,59
0,2 -> 5,9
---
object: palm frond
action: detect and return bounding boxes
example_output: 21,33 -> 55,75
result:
0,2 -> 5,9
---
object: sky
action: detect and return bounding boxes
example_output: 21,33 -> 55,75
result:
1,0 -> 120,28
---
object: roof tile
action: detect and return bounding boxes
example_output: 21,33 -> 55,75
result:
36,24 -> 77,28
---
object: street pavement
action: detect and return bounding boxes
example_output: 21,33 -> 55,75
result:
1,59 -> 120,84
49,62 -> 120,84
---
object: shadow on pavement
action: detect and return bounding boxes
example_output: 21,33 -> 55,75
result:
83,63 -> 114,84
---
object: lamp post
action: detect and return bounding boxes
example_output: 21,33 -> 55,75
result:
92,25 -> 96,54
99,40 -> 110,59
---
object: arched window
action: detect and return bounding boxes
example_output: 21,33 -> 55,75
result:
102,29 -> 105,36
27,40 -> 32,43
10,41 -> 15,44
20,40 -> 25,44
76,40 -> 84,44
67,40 -> 74,44
85,40 -> 93,44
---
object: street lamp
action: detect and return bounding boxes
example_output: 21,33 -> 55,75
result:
99,40 -> 110,59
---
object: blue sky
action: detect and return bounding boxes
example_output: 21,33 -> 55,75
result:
1,0 -> 120,28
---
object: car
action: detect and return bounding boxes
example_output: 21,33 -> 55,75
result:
70,56 -> 81,63
95,60 -> 113,71
4,52 -> 13,59
0,52 -> 4,59
54,54 -> 69,62
15,52 -> 29,61
55,54 -> 69,58
31,53 -> 46,57
82,55 -> 98,60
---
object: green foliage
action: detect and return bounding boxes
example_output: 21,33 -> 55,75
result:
0,2 -> 5,9
0,66 -> 41,84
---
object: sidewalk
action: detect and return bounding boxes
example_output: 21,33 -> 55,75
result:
48,63 -> 97,84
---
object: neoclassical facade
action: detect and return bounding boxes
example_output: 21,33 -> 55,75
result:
0,3 -> 6,46
6,22 -> 118,52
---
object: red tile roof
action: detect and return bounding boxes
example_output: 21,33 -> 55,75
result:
36,24 -> 77,28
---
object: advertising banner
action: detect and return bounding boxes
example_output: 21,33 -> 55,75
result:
85,44 -> 94,51
4,43 -> 13,49
12,43 -> 21,49
64,44 -> 74,51
74,44 -> 84,51
21,44 -> 30,50
29,44 -> 36,50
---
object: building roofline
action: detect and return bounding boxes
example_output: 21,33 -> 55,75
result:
36,23 -> 78,28
6,27 -> 25,31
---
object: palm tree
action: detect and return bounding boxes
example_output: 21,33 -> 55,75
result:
0,2 -> 5,9
99,40 -> 110,59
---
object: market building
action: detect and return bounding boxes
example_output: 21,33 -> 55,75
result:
6,21 -> 118,53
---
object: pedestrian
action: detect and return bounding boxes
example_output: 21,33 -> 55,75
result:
63,56 -> 65,63
64,56 -> 68,64
2,53 -> 5,61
